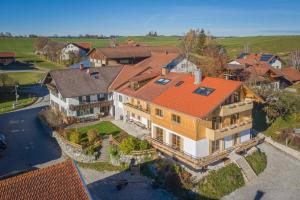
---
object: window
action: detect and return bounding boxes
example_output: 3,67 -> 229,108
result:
78,96 -> 83,103
155,108 -> 163,117
212,140 -> 220,153
155,127 -> 164,142
171,114 -> 181,124
155,78 -> 171,85
230,113 -> 239,125
212,117 -> 221,130
172,134 -> 181,150
86,95 -> 90,103
175,81 -> 184,87
193,87 -> 215,96
118,94 -> 123,102
146,103 -> 150,111
131,113 -> 135,118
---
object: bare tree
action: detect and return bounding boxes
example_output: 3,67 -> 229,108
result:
181,29 -> 199,64
35,37 -> 49,52
291,51 -> 300,70
109,37 -> 117,48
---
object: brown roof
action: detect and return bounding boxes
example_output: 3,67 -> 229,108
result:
0,160 -> 91,200
74,42 -> 92,50
88,46 -> 181,60
109,52 -> 180,91
48,66 -> 123,98
281,67 -> 300,82
0,52 -> 16,58
119,72 -> 190,102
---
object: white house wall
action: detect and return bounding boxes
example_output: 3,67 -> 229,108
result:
224,135 -> 233,149
240,129 -> 251,143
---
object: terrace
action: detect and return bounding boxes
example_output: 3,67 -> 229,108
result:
219,99 -> 253,117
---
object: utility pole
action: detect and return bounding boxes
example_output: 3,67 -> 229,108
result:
13,84 -> 19,109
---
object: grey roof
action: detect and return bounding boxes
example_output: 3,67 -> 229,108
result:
49,66 -> 123,98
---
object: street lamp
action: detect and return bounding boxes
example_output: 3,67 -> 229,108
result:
13,83 -> 19,109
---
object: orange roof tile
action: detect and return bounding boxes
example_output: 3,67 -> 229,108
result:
281,67 -> 300,82
0,52 -> 16,58
109,52 -> 180,91
153,76 -> 242,118
0,160 -> 91,200
74,42 -> 92,50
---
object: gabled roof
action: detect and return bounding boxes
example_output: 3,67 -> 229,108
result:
0,52 -> 16,58
235,53 -> 279,67
0,160 -> 91,200
109,52 -> 180,91
73,42 -> 92,50
118,72 -> 190,102
46,66 -> 123,98
280,67 -> 300,82
88,46 -> 151,59
153,76 -> 242,118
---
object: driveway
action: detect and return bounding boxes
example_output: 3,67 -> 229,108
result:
0,85 -> 63,177
223,143 -> 300,200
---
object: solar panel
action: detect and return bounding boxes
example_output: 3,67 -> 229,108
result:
155,78 -> 171,85
193,87 -> 215,96
237,53 -> 248,59
260,54 -> 273,61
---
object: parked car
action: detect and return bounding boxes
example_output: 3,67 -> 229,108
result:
0,132 -> 7,152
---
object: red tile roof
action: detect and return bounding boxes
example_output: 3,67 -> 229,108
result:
153,76 -> 242,118
0,160 -> 91,200
119,72 -> 190,102
281,67 -> 300,82
74,42 -> 92,50
0,52 -> 16,58
109,52 -> 180,91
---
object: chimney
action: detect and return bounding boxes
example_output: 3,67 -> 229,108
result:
194,69 -> 202,85
80,63 -> 84,70
161,67 -> 169,76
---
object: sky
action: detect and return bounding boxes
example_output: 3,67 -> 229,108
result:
1,0 -> 300,37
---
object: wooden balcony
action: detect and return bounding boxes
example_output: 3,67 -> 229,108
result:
69,100 -> 113,111
146,137 -> 229,170
123,103 -> 150,120
206,118 -> 252,141
219,99 -> 253,117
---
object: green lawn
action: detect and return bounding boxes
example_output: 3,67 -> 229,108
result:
245,151 -> 267,175
76,121 -> 122,136
216,35 -> 300,59
5,72 -> 45,85
196,163 -> 245,199
77,161 -> 126,171
0,92 -> 37,114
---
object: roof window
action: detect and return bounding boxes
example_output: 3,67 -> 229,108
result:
155,78 -> 171,85
193,87 -> 215,96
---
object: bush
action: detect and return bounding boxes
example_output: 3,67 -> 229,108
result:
87,129 -> 98,142
84,142 -> 102,155
196,163 -> 245,199
245,151 -> 267,175
109,145 -> 119,157
139,140 -> 150,150
69,131 -> 81,144
119,137 -> 139,154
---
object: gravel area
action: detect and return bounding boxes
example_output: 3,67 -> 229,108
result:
223,143 -> 300,200
79,167 -> 175,200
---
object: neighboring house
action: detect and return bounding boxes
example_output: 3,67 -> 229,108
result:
0,52 -> 16,65
228,53 -> 282,69
280,67 -> 300,84
61,42 -> 92,61
224,64 -> 292,90
43,65 -> 122,119
88,45 -> 181,67
110,51 -> 183,122
0,160 -> 91,200
148,70 -> 262,168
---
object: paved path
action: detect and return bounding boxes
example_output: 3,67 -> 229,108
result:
79,167 -> 175,200
223,143 -> 300,200
112,120 -> 150,139
0,85 -> 64,177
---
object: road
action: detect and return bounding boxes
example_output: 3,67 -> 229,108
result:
0,85 -> 63,177
223,143 -> 300,200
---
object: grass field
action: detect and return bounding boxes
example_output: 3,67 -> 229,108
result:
76,121 -> 121,136
1,35 -> 300,70
216,35 -> 300,59
5,72 -> 45,85
0,92 -> 37,114
245,151 -> 267,175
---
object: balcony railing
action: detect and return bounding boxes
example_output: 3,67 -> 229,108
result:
123,103 -> 150,120
146,137 -> 230,170
206,118 -> 253,141
69,100 -> 113,111
219,99 -> 253,117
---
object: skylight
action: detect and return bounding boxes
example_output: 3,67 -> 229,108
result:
175,81 -> 184,87
260,54 -> 273,62
155,78 -> 171,85
193,87 -> 215,96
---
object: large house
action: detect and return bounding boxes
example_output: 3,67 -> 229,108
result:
228,53 -> 282,69
0,52 -> 16,65
0,160 -> 91,200
61,42 -> 92,61
43,65 -> 122,118
88,45 -> 181,67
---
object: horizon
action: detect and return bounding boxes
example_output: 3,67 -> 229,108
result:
1,0 -> 300,37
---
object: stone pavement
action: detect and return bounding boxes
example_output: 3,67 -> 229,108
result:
111,119 -> 150,139
223,143 -> 300,200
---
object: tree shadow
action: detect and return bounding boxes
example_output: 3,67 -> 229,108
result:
0,61 -> 38,71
